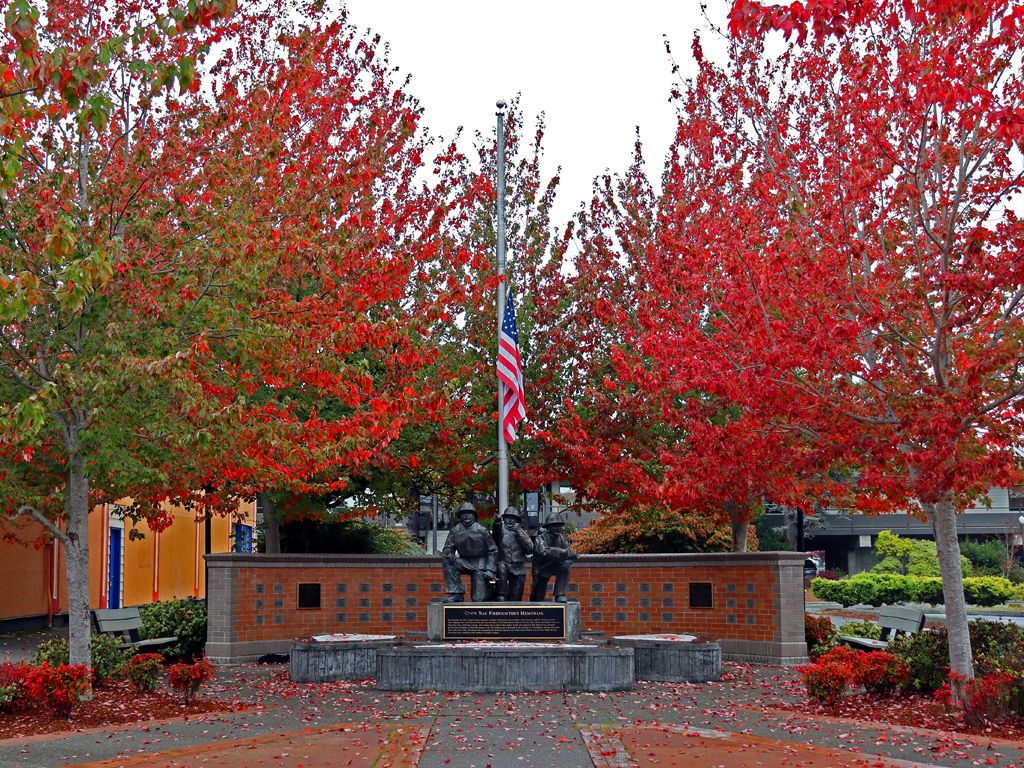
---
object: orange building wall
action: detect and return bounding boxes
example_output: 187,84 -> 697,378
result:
1,500 -> 256,623
0,520 -> 66,622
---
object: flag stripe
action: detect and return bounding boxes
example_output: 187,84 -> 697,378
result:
498,292 -> 526,443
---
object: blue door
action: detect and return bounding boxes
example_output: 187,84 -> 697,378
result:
108,527 -> 122,609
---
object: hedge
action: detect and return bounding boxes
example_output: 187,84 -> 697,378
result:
811,573 -> 1015,607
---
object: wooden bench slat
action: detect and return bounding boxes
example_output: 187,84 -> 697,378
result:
839,607 -> 926,651
96,617 -> 144,633
93,607 -> 178,652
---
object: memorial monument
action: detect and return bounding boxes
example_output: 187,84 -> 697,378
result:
494,506 -> 533,601
441,502 -> 498,602
529,514 -> 579,603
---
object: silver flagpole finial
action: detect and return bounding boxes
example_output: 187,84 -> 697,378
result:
496,99 -> 507,115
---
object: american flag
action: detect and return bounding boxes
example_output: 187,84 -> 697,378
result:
497,291 -> 526,443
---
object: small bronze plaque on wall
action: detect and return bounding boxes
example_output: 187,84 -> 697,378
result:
297,582 -> 321,609
689,582 -> 713,609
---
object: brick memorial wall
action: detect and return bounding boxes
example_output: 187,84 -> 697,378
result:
204,552 -> 807,665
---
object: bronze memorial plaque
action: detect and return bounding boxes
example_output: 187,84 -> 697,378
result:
443,605 -> 566,640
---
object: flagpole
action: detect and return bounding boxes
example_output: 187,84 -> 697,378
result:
495,99 -> 509,518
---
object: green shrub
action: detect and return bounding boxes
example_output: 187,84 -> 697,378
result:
960,539 -> 1008,576
33,634 -> 131,686
90,633 -> 130,687
871,534 -> 969,577
908,576 -> 944,605
33,637 -> 70,667
890,628 -> 950,692
810,577 -> 842,602
121,653 -> 164,691
963,576 -> 1015,607
838,620 -> 881,640
139,598 -> 207,662
891,619 -> 1024,711
856,573 -> 911,606
813,577 -> 879,607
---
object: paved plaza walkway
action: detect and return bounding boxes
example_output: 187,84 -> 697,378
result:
2,632 -> 1023,768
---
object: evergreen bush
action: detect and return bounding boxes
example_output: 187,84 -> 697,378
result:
139,597 -> 207,662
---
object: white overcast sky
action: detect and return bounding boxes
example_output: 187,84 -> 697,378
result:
341,1 -> 733,229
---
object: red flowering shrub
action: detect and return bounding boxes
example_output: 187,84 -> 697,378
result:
937,671 -> 1016,725
853,651 -> 908,693
167,658 -> 214,704
122,653 -> 164,692
804,613 -> 838,659
0,661 -> 34,712
24,663 -> 90,718
799,645 -> 859,703
817,570 -> 840,580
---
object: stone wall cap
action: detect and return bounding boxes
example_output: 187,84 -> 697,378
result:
205,553 -> 442,566
205,550 -> 807,567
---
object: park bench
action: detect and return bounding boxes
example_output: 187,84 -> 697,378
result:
92,606 -> 177,652
839,606 -> 926,651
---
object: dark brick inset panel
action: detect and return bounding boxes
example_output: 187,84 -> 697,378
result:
381,612 -> 393,622
405,583 -> 417,592
359,583 -> 371,593
591,597 -> 604,606
358,613 -> 369,622
255,584 -> 265,594
615,583 -> 627,593
591,583 -> 604,592
336,583 -> 348,593
590,612 -> 603,621
405,597 -> 417,607
336,613 -> 346,623
404,612 -> 416,622
382,583 -> 394,593
662,613 -> 674,622
382,598 -> 393,607
336,598 -> 347,608
639,583 -> 651,592
662,583 -> 674,592
639,613 -> 651,622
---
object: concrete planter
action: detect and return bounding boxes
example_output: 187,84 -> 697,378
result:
612,634 -> 722,682
290,634 -> 399,683
376,643 -> 633,692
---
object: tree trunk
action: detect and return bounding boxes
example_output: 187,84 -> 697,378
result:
927,498 -> 974,684
731,518 -> 750,552
64,443 -> 93,697
260,492 -> 280,554
726,502 -> 749,552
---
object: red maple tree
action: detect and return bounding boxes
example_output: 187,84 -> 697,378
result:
638,0 -> 1024,680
